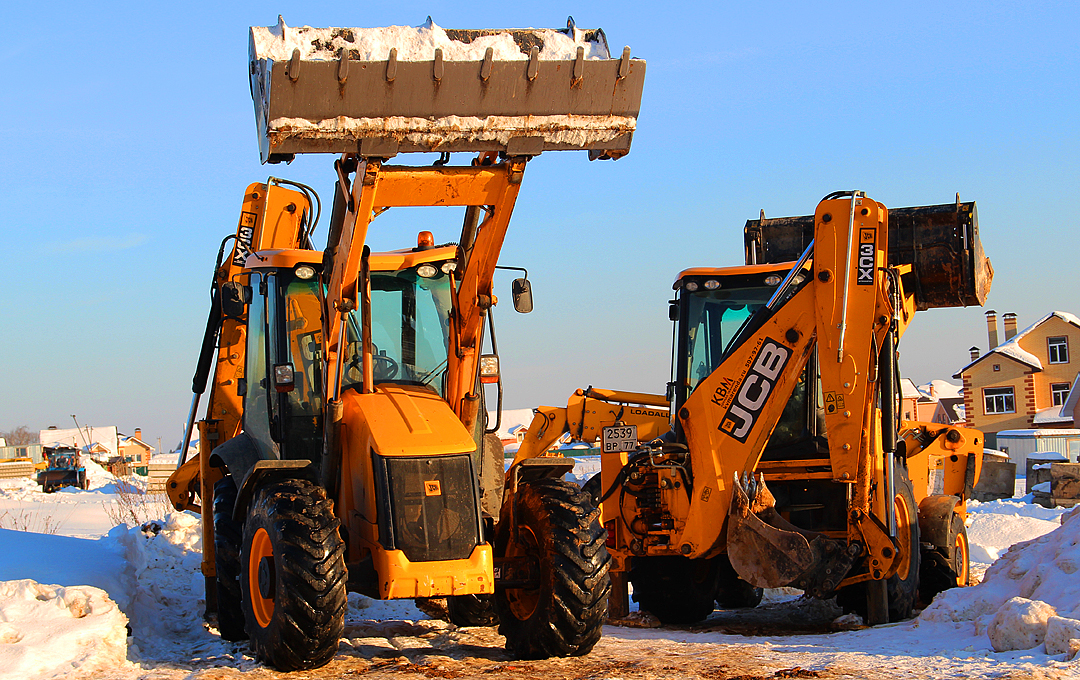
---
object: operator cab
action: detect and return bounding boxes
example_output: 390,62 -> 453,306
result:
668,261 -> 826,459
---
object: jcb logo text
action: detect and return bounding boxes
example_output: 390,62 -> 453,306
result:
718,338 -> 791,443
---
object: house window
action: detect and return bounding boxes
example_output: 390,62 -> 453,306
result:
993,364 -> 1001,372
984,387 -> 1015,414
1048,336 -> 1069,364
1052,382 -> 1071,407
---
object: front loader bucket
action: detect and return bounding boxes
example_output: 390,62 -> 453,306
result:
727,474 -> 859,597
743,200 -> 993,310
250,18 -> 646,163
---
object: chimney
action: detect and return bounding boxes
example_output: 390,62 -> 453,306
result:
1003,313 -> 1018,341
929,383 -> 937,399
134,428 -> 142,442
986,310 -> 999,348
969,346 -> 980,362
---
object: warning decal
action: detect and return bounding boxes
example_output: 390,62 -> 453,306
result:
823,391 -> 846,415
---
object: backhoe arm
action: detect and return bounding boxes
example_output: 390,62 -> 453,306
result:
168,182 -> 312,512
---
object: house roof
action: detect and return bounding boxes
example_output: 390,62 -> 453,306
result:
900,378 -> 922,400
1033,406 -> 1073,426
119,434 -> 153,451
1062,373 -> 1080,416
997,428 -> 1080,438
936,397 -> 965,422
953,311 -> 1080,378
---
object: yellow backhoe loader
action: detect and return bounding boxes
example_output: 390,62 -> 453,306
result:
166,19 -> 645,670
529,192 -> 992,625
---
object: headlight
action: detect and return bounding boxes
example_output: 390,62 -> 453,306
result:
703,279 -> 720,290
440,261 -> 457,274
295,265 -> 316,280
417,263 -> 438,278
684,281 -> 699,292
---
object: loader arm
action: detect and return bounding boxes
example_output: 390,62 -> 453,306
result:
320,156 -> 529,436
514,388 -> 670,464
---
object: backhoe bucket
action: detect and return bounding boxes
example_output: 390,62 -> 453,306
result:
250,18 -> 646,163
743,200 -> 993,310
726,474 -> 859,597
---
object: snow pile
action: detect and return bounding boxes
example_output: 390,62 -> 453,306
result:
964,498 -> 1066,564
113,512 -> 233,662
0,579 -> 128,680
252,18 -> 610,63
920,507 -> 1080,656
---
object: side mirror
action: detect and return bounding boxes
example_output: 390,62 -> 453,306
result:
512,278 -> 533,314
668,301 -> 679,322
221,281 -> 251,319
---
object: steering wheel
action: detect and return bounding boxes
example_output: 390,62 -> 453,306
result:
372,353 -> 399,381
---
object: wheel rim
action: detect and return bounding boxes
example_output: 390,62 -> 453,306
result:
248,527 -> 275,628
505,525 -> 541,620
953,532 -> 970,586
893,492 -> 912,581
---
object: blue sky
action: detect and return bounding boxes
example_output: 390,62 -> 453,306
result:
2,2 -> 1077,450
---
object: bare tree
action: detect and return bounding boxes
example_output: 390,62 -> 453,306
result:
0,426 -> 38,446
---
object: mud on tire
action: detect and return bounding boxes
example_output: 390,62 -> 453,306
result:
240,478 -> 347,671
213,476 -> 247,641
631,555 -> 719,624
495,478 -> 610,659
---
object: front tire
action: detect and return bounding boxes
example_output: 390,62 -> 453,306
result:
837,460 -> 920,622
446,594 -> 498,627
240,478 -> 347,671
630,555 -> 719,624
920,513 -> 969,604
715,555 -> 763,609
495,478 -> 610,659
213,476 -> 246,641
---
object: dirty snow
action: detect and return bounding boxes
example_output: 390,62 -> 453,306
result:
1,457 -> 1079,678
251,18 -> 611,63
265,114 -> 638,152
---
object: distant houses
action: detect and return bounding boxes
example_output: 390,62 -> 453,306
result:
953,310 -> 1079,451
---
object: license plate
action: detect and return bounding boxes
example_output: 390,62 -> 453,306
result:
602,425 -> 638,453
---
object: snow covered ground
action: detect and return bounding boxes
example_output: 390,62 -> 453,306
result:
1,458 -> 1078,679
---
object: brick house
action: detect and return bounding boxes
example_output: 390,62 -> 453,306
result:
119,428 -> 154,465
953,310 -> 1080,448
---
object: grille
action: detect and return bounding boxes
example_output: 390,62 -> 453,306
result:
375,454 -> 481,562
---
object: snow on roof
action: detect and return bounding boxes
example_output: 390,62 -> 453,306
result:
997,428 -> 1080,438
1032,406 -> 1073,426
922,379 -> 962,399
251,18 -> 611,63
953,311 -> 1080,378
900,378 -> 922,400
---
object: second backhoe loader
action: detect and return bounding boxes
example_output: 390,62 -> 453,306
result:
167,19 -> 645,670
527,192 -> 992,625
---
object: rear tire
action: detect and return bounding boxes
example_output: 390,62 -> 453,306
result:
240,478 -> 347,671
837,460 -> 920,622
446,594 -> 498,627
213,476 -> 247,641
920,513 -> 969,604
630,555 -> 719,624
495,478 -> 610,659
